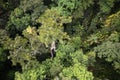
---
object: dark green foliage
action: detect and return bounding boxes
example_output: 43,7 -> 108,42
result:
6,70 -> 16,80
94,58 -> 120,80
94,41 -> 120,71
7,8 -> 31,34
99,0 -> 115,13
0,0 -> 20,29
52,0 -> 94,17
6,0 -> 47,36
20,0 -> 46,21
0,47 -> 6,62
0,29 -> 9,44
0,29 -> 8,67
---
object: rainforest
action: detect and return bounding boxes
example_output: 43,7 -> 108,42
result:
0,0 -> 120,80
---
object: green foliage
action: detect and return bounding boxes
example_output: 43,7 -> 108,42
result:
93,58 -> 120,80
15,64 -> 46,80
6,0 -> 46,36
57,0 -> 79,16
65,23 -> 84,36
107,31 -> 120,42
86,51 -> 96,66
94,41 -> 120,71
7,36 -> 34,67
70,50 -> 88,66
56,42 -> 93,80
1,0 -> 120,80
7,8 -> 30,32
82,31 -> 108,48
0,0 -> 20,10
14,38 -> 93,80
0,29 -> 8,62
0,0 -> 11,10
4,28 -> 49,70
99,0 -> 115,13
59,63 -> 93,80
72,0 -> 93,19
20,0 -> 46,21
104,11 -> 120,32
6,70 -> 16,80
0,47 -> 6,62
0,29 -> 9,45
37,8 -> 71,46
57,37 -> 81,53
15,58 -> 61,80
23,27 -> 49,55
52,0 -> 93,18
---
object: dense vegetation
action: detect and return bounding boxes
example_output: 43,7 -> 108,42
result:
0,0 -> 120,80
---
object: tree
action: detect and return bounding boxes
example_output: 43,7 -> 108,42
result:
6,0 -> 47,36
1,0 -> 120,80
15,42 -> 94,80
94,41 -> 120,71
104,10 -> 120,32
99,0 -> 115,14
59,63 -> 93,80
36,8 -> 71,46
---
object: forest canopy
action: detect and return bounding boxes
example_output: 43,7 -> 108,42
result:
0,0 -> 120,80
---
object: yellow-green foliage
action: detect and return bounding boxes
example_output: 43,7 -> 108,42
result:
105,11 -> 120,27
59,63 -> 93,80
7,36 -> 33,67
83,31 -> 109,48
36,8 -> 72,46
15,64 -> 46,80
7,26 -> 49,69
